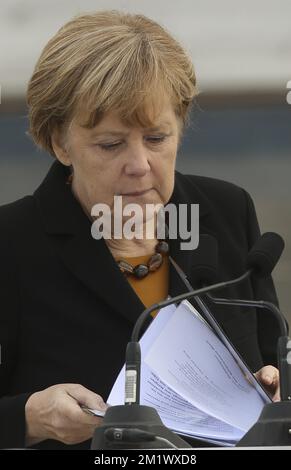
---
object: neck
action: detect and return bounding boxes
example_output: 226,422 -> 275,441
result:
104,210 -> 162,259
70,184 -> 162,258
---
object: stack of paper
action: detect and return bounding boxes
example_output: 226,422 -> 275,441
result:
108,300 -> 271,446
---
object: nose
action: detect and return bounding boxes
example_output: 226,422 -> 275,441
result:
124,141 -> 151,177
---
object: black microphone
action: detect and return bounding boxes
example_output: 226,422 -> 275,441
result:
124,342 -> 141,405
246,232 -> 285,278
189,232 -> 284,283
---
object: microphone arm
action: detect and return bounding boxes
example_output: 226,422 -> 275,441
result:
205,293 -> 288,337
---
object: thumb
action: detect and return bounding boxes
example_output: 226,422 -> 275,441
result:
64,384 -> 108,411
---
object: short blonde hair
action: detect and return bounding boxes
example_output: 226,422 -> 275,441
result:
27,10 -> 197,156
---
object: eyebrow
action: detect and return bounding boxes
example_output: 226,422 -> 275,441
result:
145,124 -> 172,132
91,131 -> 130,138
91,122 -> 173,138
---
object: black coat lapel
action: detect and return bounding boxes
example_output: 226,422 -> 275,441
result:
34,161 -> 214,324
34,162 -> 145,325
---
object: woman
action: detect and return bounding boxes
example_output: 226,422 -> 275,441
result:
0,11 -> 280,449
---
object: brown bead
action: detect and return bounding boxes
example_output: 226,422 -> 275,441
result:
148,253 -> 163,272
133,264 -> 149,279
155,240 -> 169,255
118,260 -> 134,274
117,240 -> 168,278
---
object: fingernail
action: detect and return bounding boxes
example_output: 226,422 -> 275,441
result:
265,375 -> 272,383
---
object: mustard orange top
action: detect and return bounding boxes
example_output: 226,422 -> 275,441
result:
122,254 -> 169,318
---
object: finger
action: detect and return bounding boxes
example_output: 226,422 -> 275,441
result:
80,405 -> 107,418
256,366 -> 278,385
65,384 -> 108,411
272,381 -> 281,402
62,393 -> 105,426
273,392 -> 281,402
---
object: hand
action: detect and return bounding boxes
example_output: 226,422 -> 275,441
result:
254,365 -> 280,402
25,383 -> 108,446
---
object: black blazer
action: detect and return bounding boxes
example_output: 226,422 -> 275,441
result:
0,161 -> 280,449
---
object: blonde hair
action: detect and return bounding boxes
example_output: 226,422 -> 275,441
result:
27,10 -> 197,156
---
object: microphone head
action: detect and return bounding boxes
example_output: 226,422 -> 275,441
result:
190,234 -> 218,286
247,232 -> 285,278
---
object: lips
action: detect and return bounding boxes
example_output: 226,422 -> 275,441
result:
121,189 -> 152,196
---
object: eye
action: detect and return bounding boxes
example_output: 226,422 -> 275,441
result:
98,141 -> 122,151
145,135 -> 167,144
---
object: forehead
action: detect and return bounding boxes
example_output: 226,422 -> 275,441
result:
94,108 -> 176,132
73,95 -> 179,135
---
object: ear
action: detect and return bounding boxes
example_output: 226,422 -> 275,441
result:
51,128 -> 71,166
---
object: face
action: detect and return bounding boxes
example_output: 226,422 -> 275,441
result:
52,101 -> 180,229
